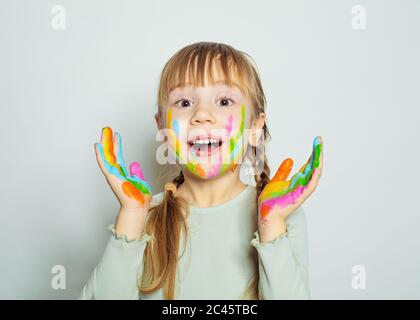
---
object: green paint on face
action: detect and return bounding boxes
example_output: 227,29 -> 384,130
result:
166,104 -> 248,179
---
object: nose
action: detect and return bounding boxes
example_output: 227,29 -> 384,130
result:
190,103 -> 216,125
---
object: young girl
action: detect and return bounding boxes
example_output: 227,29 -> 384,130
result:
79,42 -> 323,300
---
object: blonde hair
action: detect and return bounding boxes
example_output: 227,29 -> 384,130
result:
139,42 -> 271,299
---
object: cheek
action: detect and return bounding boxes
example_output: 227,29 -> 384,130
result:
219,105 -> 249,159
165,107 -> 186,134
165,107 -> 177,128
226,104 -> 248,138
225,114 -> 234,135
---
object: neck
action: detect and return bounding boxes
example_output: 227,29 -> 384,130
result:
176,165 -> 247,208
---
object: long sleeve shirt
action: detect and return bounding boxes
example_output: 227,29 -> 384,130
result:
78,184 -> 311,299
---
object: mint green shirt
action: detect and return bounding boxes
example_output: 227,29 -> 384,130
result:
78,185 -> 310,300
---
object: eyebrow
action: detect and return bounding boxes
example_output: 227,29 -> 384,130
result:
169,80 -> 242,93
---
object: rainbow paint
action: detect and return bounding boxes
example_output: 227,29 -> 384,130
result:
258,137 -> 323,220
165,104 -> 247,179
96,127 -> 152,205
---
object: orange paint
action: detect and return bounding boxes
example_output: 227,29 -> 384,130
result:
98,126 -> 152,206
122,181 -> 146,204
272,158 -> 293,182
102,127 -> 117,164
260,203 -> 271,220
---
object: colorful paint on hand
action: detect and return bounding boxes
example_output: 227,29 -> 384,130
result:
96,127 -> 152,205
165,104 -> 247,179
258,136 -> 323,220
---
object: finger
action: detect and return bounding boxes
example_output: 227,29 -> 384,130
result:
312,136 -> 322,170
130,161 -> 145,180
309,168 -> 320,192
310,136 -> 323,180
128,162 -> 152,196
301,167 -> 321,201
302,137 -> 323,198
102,127 -> 117,164
272,158 -> 293,182
318,137 -> 324,173
94,142 -> 111,176
289,153 -> 317,192
96,141 -> 125,180
299,136 -> 323,179
114,132 -> 129,178
298,155 -> 311,174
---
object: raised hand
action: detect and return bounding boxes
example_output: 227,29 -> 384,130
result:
94,126 -> 152,210
258,136 -> 323,223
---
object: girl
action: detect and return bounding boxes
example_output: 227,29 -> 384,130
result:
79,42 -> 323,300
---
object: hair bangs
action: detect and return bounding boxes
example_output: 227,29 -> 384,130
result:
158,43 -> 257,110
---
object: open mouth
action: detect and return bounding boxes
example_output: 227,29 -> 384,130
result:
188,138 -> 223,157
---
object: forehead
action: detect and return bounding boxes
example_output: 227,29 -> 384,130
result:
168,54 -> 246,93
169,80 -> 244,95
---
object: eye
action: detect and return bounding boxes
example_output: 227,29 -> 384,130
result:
216,97 -> 234,107
175,99 -> 194,108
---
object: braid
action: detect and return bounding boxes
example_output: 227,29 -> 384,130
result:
252,123 -> 271,202
172,170 -> 185,188
255,153 -> 270,201
242,125 -> 270,300
140,169 -> 188,299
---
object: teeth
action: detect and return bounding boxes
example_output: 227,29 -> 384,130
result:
192,139 -> 219,145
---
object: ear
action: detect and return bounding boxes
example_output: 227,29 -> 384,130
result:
249,112 -> 265,147
155,111 -> 168,143
155,112 -> 162,130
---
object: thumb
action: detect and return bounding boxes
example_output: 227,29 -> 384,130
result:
272,158 -> 293,182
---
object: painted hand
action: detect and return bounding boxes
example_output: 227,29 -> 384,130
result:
94,126 -> 152,210
258,136 -> 323,224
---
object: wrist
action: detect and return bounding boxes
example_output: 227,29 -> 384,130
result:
115,207 -> 148,241
119,206 -> 148,215
258,214 -> 288,243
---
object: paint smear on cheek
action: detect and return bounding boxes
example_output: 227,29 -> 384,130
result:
226,115 -> 233,136
166,109 -> 184,162
166,107 -> 207,178
165,106 -> 248,179
207,114 -> 235,178
228,105 -> 246,164
210,106 -> 246,177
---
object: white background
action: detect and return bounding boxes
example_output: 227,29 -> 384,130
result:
0,0 -> 419,299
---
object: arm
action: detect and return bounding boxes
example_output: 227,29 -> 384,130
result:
250,207 -> 310,300
79,127 -> 154,299
78,209 -> 153,300
253,136 -> 322,299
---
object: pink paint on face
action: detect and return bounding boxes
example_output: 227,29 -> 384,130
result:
166,103 -> 247,179
206,113 -> 238,178
226,115 -> 233,136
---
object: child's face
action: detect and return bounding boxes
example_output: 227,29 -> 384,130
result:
157,78 -> 262,180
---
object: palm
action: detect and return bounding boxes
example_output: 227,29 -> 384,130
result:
258,136 -> 323,222
95,126 -> 152,209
